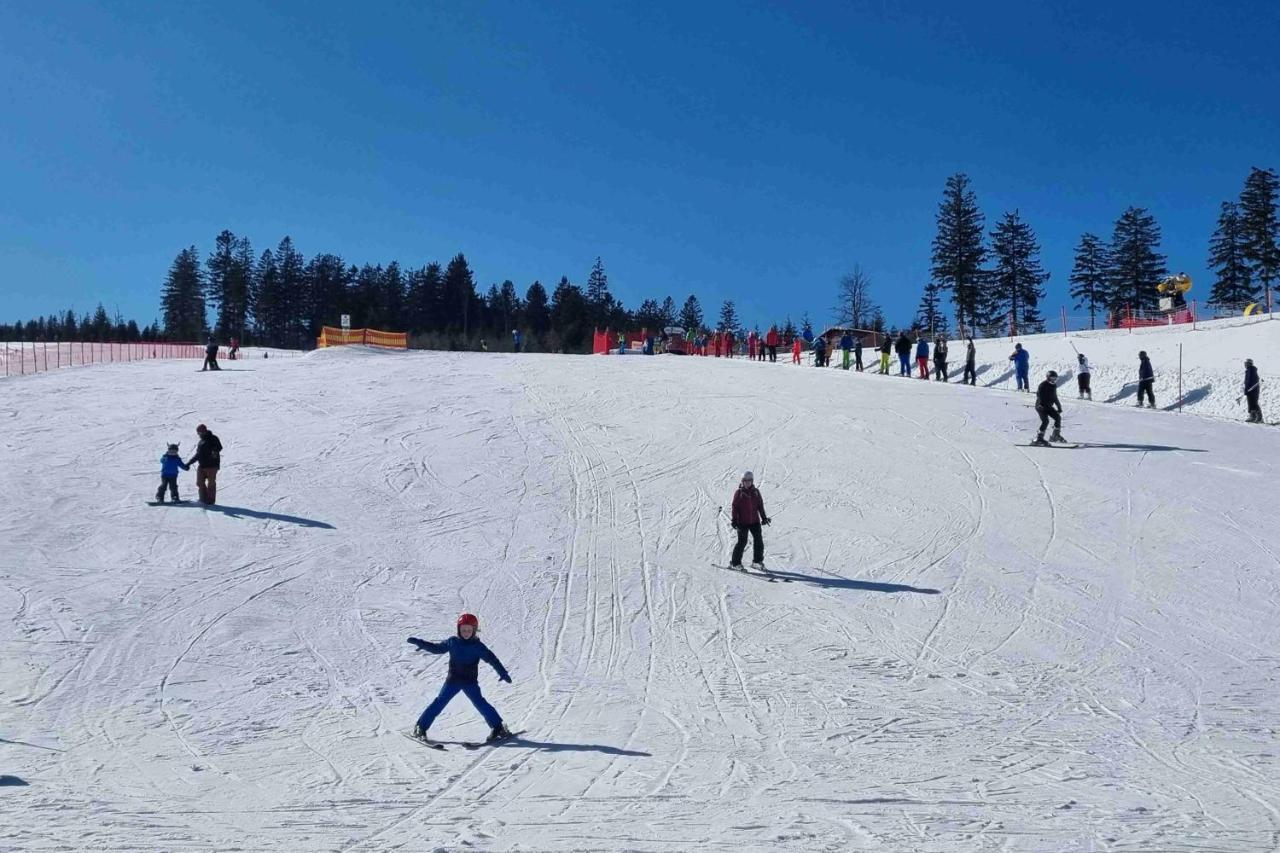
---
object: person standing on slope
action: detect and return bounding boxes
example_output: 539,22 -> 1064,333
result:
934,335 -> 949,381
895,331 -> 912,376
813,335 -> 827,368
729,471 -> 770,571
186,424 -> 223,505
766,325 -> 780,362
840,331 -> 854,370
792,336 -> 802,365
155,443 -> 190,504
202,338 -> 221,372
915,335 -> 930,379
512,329 -> 522,353
853,334 -> 864,372
1076,352 -> 1092,399
1009,343 -> 1030,391
963,337 -> 977,385
879,334 -> 893,374
1032,371 -> 1067,446
407,613 -> 513,744
1244,358 -> 1262,423
1137,351 -> 1156,408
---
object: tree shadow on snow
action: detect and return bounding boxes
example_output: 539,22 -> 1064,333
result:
0,775 -> 29,786
170,503 -> 336,529
1162,384 -> 1212,412
768,568 -> 939,594
1105,382 -> 1138,403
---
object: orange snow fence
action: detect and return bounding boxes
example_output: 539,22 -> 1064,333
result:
317,327 -> 408,349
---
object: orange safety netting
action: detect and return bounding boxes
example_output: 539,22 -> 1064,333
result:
317,327 -> 408,349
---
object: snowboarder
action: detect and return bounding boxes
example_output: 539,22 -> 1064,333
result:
879,334 -> 892,374
1009,343 -> 1030,391
407,613 -> 513,745
155,443 -> 190,504
1137,351 -> 1155,408
729,471 -> 770,570
840,332 -> 853,370
963,337 -> 977,385
895,332 -> 912,376
1244,358 -> 1263,423
186,424 -> 223,505
933,336 -> 949,381
915,336 -> 929,379
1032,371 -> 1066,446
853,335 -> 864,372
1076,352 -> 1092,399
201,339 -> 221,372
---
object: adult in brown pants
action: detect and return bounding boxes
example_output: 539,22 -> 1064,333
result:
186,423 -> 223,505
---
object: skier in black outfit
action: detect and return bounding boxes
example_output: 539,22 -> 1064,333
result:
1137,351 -> 1155,407
933,336 -> 949,381
962,337 -> 976,385
202,339 -> 221,371
894,332 -> 912,376
1244,358 -> 1263,423
1032,371 -> 1066,446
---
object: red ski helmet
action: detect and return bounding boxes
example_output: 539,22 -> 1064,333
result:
457,613 -> 479,634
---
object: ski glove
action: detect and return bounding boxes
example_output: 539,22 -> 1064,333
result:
407,636 -> 427,649
499,672 -> 512,684
762,517 -> 771,526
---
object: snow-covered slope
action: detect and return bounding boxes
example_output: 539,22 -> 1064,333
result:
2,347 -> 1278,851
855,316 -> 1277,423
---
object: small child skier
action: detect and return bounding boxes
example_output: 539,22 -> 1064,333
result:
155,443 -> 190,503
407,613 -> 513,744
729,470 -> 771,571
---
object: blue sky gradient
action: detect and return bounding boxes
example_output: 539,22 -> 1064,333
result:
2,1 -> 1277,330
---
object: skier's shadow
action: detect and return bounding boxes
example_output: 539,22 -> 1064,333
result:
1162,384 -> 1212,411
768,568 -> 939,594
170,503 -> 335,529
468,738 -> 651,757
984,367 -> 1014,388
1105,382 -> 1139,403
1077,442 -> 1206,453
0,775 -> 28,787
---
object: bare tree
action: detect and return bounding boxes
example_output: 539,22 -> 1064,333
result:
833,265 -> 879,329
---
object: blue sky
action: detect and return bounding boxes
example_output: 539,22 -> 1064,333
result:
2,1 -> 1277,330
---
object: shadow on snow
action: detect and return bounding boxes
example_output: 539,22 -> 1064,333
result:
443,737 -> 651,757
1163,384 -> 1212,411
768,568 -> 940,594
0,775 -> 29,787
1077,442 -> 1206,453
166,503 -> 336,529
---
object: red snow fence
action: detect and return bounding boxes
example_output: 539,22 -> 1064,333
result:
317,327 -> 408,349
0,341 -> 224,379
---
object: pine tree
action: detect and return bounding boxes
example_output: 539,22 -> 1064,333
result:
380,262 -> 406,330
988,210 -> 1049,335
272,237 -> 306,347
1207,201 -> 1255,307
1069,233 -> 1109,330
442,253 -> 477,335
660,296 -> 676,328
160,247 -> 206,341
679,295 -> 703,332
585,256 -> 616,328
305,253 -> 350,339
1106,207 -> 1167,315
352,264 -> 382,329
717,300 -> 740,334
206,230 -> 253,340
931,173 -> 987,335
551,276 -> 588,350
252,248 -> 281,345
91,303 -> 112,340
1239,166 -> 1279,307
634,298 -> 663,330
782,316 -> 797,340
524,281 -> 550,335
914,281 -> 945,334
492,280 -> 521,334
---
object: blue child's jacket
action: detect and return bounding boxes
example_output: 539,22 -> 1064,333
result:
160,453 -> 190,478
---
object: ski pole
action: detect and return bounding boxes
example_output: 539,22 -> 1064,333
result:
1237,382 -> 1260,404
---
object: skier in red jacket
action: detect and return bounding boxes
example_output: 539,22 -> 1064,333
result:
729,471 -> 770,570
766,326 -> 780,362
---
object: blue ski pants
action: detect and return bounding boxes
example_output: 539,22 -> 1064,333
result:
898,353 -> 910,375
1016,367 -> 1029,391
416,681 -> 503,730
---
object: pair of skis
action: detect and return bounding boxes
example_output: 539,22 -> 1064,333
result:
402,730 -> 525,751
712,563 -> 793,583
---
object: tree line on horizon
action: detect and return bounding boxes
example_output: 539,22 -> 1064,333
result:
911,166 -> 1278,336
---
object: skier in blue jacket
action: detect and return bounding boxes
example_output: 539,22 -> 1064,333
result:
408,613 -> 513,744
155,443 -> 190,503
1009,343 -> 1031,391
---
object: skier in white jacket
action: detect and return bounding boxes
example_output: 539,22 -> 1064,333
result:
1075,353 -> 1092,400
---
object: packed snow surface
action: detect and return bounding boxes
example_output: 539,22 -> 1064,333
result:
2,344 -> 1278,851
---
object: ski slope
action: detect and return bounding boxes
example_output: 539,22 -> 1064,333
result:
2,346 -> 1278,851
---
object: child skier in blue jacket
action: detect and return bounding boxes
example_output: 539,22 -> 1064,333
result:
155,443 -> 190,503
408,613 -> 513,743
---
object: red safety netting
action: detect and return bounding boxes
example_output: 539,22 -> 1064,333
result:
0,341 -> 226,378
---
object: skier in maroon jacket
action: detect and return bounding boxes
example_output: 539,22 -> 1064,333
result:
729,471 -> 771,570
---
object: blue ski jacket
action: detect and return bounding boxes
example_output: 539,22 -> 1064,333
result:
840,334 -> 853,351
409,635 -> 510,684
1139,358 -> 1154,381
915,339 -> 929,359
1010,348 -> 1030,371
160,453 -> 190,478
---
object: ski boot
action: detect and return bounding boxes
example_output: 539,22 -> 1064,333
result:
728,562 -> 744,571
1050,430 -> 1067,444
487,724 -> 513,743
1031,434 -> 1049,447
411,724 -> 431,742
750,561 -> 766,572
